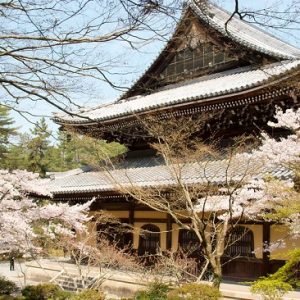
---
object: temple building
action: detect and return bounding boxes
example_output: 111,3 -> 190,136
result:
49,1 -> 300,280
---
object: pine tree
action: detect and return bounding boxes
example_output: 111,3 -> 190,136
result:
4,133 -> 31,170
27,118 -> 51,177
0,105 -> 17,166
56,131 -> 80,171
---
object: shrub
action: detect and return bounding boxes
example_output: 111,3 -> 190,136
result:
21,283 -> 70,300
135,281 -> 170,300
0,277 -> 18,295
251,278 -> 292,300
250,249 -> 300,300
167,283 -> 221,300
68,289 -> 105,300
267,249 -> 300,288
0,296 -> 24,300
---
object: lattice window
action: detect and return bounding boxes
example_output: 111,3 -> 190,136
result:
161,43 -> 235,82
225,226 -> 255,257
97,223 -> 133,249
138,224 -> 160,255
178,229 -> 201,253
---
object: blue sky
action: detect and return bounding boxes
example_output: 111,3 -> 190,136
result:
11,0 -> 300,137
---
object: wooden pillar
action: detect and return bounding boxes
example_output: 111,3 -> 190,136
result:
166,214 -> 172,250
129,203 -> 134,225
128,203 -> 135,250
263,222 -> 271,275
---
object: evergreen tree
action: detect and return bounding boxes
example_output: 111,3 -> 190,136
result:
27,118 -> 51,177
56,131 -> 80,171
0,105 -> 17,166
2,119 -> 126,173
68,133 -> 127,168
4,133 -> 31,170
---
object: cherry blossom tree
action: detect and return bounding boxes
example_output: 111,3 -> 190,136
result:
193,107 -> 300,285
0,169 -> 92,255
238,107 -> 300,236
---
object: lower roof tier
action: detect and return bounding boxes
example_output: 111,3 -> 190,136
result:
43,153 -> 291,196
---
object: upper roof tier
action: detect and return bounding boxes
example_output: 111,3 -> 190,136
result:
53,1 -> 300,127
120,0 -> 300,99
53,60 -> 300,125
189,1 -> 300,59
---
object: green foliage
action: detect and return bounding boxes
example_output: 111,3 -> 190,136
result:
167,283 -> 221,300
21,283 -> 70,300
27,118 -> 51,177
135,281 -> 170,300
3,117 -> 126,174
251,249 -> 300,300
0,296 -> 24,300
46,131 -> 80,172
269,249 -> 300,288
47,131 -> 126,172
0,277 -> 18,295
4,133 -> 31,170
65,132 -> 127,168
251,279 -> 292,300
68,289 -> 105,300
0,105 -> 17,165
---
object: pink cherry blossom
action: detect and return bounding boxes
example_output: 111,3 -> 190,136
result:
195,107 -> 300,250
0,169 -> 92,254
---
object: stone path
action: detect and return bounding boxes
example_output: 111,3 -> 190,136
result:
0,260 -> 30,288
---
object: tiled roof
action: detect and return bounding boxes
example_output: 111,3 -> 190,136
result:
190,2 -> 300,60
120,1 -> 300,100
53,60 -> 300,125
47,155 -> 291,195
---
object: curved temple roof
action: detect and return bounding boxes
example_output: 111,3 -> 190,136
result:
189,1 -> 300,60
120,0 -> 300,100
53,60 -> 300,125
53,1 -> 300,126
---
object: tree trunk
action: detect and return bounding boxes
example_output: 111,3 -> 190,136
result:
212,257 -> 222,289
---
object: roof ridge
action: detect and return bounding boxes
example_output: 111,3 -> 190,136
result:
143,64 -> 254,94
113,60 -> 298,101
190,1 -> 300,59
47,156 -> 292,194
204,1 -> 299,51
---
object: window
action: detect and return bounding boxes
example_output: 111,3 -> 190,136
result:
178,229 -> 201,253
225,226 -> 255,257
138,224 -> 160,255
203,44 -> 213,66
97,223 -> 133,249
161,43 -> 235,82
214,48 -> 225,64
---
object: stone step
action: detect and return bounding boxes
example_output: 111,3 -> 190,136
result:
55,273 -> 97,292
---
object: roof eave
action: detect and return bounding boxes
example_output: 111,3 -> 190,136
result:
52,66 -> 300,127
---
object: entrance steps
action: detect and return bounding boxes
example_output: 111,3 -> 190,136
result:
25,259 -> 145,298
51,271 -> 98,292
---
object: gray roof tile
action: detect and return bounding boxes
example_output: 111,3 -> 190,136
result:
47,155 -> 291,195
53,60 -> 300,125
